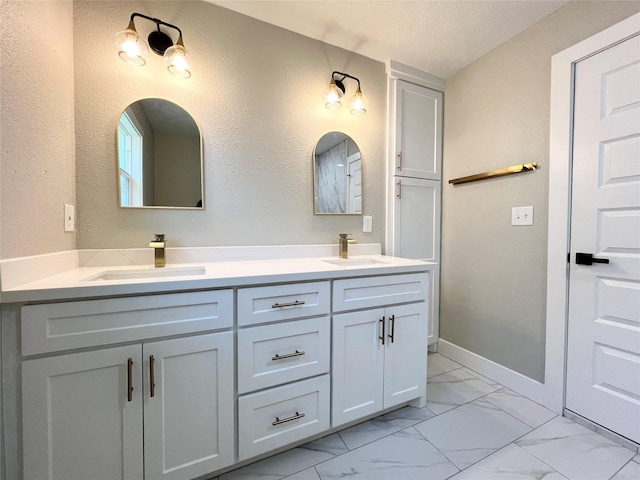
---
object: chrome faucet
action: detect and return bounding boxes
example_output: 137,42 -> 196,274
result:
150,234 -> 166,267
338,233 -> 352,259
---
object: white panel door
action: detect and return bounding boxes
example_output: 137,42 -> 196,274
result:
394,80 -> 443,180
22,346 -> 143,480
144,332 -> 235,480
332,309 -> 385,427
566,34 -> 640,443
383,302 -> 428,408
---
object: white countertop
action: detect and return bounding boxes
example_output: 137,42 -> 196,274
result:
0,245 -> 437,303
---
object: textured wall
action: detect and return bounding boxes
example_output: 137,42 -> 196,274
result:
74,1 -> 386,250
0,0 -> 76,259
440,1 -> 640,382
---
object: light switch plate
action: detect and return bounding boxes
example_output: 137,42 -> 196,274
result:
512,206 -> 533,226
64,204 -> 75,232
363,216 -> 373,233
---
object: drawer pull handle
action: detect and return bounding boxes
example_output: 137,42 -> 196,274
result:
149,355 -> 156,398
272,411 -> 306,426
379,316 -> 385,345
127,357 -> 134,402
272,350 -> 306,361
272,300 -> 306,308
389,315 -> 395,343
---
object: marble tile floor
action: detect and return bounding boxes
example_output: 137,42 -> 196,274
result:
216,353 -> 639,480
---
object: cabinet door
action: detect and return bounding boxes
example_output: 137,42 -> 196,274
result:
143,332 -> 234,480
392,177 -> 440,348
392,177 -> 441,262
394,80 -> 443,180
332,309 -> 385,427
383,303 -> 428,408
22,346 -> 143,480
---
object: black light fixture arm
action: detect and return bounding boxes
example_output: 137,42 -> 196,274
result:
130,12 -> 183,38
331,71 -> 361,93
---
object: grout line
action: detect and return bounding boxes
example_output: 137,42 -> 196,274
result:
407,425 -> 462,477
475,387 -> 558,430
606,458 -> 633,480
427,366 -> 464,381
510,443 -> 567,480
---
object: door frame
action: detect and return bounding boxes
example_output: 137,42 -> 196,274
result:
545,12 -> 640,413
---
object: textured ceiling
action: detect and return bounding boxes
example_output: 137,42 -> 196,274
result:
206,0 -> 569,78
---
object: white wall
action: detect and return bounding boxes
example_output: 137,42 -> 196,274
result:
0,0 -> 76,259
73,0 -> 386,250
440,1 -> 640,382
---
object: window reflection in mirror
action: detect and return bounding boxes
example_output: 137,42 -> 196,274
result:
313,132 -> 362,214
117,98 -> 203,209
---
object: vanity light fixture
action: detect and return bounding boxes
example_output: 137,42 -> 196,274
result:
323,71 -> 367,116
115,13 -> 192,79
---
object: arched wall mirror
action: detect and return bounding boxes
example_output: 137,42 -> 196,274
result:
313,132 -> 362,215
117,98 -> 204,209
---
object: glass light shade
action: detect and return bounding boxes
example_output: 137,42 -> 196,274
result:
350,89 -> 367,116
323,82 -> 344,110
114,28 -> 148,66
164,42 -> 191,79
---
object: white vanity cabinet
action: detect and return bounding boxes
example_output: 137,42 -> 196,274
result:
21,291 -> 235,480
236,282 -> 331,460
2,254 -> 434,480
331,273 -> 429,427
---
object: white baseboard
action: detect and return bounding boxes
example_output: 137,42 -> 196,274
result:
438,339 -> 552,411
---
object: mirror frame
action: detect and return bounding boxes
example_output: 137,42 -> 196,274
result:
116,98 -> 204,210
312,131 -> 363,215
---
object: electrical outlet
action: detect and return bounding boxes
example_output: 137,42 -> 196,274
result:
511,206 -> 533,226
64,204 -> 75,232
363,215 -> 373,233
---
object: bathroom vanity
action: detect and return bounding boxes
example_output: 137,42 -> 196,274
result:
0,245 -> 435,480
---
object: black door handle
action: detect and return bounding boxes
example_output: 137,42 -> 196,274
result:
576,253 -> 610,265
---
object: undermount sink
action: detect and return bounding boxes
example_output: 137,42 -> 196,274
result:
85,266 -> 207,281
323,258 -> 387,267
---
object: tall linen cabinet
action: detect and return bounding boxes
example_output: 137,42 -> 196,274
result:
386,61 -> 445,348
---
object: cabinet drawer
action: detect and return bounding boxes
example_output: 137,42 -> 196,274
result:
238,317 -> 330,393
333,273 -> 429,312
238,281 -> 330,326
238,375 -> 330,460
21,290 -> 233,355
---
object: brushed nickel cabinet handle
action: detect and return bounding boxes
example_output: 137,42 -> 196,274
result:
272,411 -> 305,426
396,180 -> 402,199
149,355 -> 155,398
272,300 -> 306,308
127,358 -> 133,402
397,151 -> 403,171
379,316 -> 385,345
389,315 -> 395,343
272,350 -> 306,361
